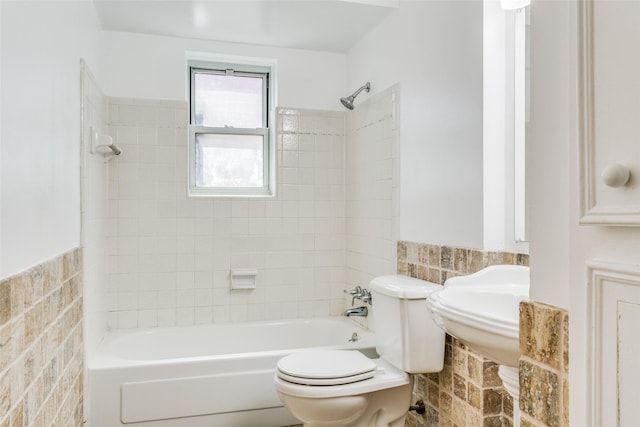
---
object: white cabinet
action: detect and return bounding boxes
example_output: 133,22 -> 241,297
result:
578,2 -> 640,425
579,0 -> 640,224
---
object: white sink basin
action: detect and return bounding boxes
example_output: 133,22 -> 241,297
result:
425,265 -> 529,367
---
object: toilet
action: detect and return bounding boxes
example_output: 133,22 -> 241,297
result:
274,275 -> 446,427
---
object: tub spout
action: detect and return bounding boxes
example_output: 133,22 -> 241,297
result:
343,306 -> 368,317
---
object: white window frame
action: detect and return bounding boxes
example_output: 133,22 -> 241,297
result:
513,6 -> 529,243
187,57 -> 275,197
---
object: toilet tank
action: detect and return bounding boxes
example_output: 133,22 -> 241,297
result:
370,275 -> 446,374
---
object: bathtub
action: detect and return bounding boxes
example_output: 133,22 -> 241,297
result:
88,317 -> 376,427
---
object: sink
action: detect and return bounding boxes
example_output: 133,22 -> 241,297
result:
426,264 -> 530,427
425,265 -> 529,367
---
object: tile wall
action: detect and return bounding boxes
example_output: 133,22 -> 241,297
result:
107,99 -> 346,328
519,302 -> 569,427
0,249 -> 84,427
80,60 -> 109,365
397,240 -> 529,427
344,85 -> 400,328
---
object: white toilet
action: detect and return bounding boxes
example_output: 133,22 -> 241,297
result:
274,275 -> 446,427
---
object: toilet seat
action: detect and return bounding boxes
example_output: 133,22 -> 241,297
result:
274,356 -> 410,399
277,369 -> 376,386
276,350 -> 377,386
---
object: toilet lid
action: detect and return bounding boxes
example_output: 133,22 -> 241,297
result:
277,350 -> 377,386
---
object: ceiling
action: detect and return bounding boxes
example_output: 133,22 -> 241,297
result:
92,0 -> 398,53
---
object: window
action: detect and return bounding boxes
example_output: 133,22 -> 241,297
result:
513,5 -> 529,243
188,60 -> 273,196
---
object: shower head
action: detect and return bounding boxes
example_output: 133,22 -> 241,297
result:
340,82 -> 371,110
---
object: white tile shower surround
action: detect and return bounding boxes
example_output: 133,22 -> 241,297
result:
344,85 -> 400,329
80,61 -> 110,361
345,89 -> 399,281
107,99 -> 347,329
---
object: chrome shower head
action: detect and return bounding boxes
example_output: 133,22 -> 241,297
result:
340,96 -> 355,110
340,82 -> 370,110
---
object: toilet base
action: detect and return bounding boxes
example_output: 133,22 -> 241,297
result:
277,380 -> 413,427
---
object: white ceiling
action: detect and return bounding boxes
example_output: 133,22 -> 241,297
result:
92,0 -> 398,53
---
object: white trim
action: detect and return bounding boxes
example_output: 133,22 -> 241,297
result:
483,0 -> 529,251
500,0 -> 530,11
587,261 -> 640,427
513,7 -> 527,242
185,52 -> 277,198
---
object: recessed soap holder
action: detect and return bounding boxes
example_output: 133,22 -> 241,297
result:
90,126 -> 121,157
230,268 -> 258,290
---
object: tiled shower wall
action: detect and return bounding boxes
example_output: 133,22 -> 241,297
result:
107,99 -> 346,329
80,60 -> 109,364
398,240 -> 529,427
0,249 -> 84,427
344,85 -> 400,328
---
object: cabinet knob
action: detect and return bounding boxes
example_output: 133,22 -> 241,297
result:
601,163 -> 630,188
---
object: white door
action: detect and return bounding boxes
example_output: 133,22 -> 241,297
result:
530,0 -> 640,426
575,1 -> 640,425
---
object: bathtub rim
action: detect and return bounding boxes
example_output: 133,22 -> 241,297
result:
89,316 -> 376,370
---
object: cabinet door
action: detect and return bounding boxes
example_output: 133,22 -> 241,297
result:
579,0 -> 640,224
579,2 -> 640,426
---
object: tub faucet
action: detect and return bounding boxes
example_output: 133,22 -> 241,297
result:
343,306 -> 368,317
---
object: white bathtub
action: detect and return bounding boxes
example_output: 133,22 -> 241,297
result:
88,317 -> 376,427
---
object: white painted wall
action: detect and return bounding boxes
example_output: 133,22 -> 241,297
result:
0,0 -> 103,278
347,0 -> 484,249
529,2 -> 585,425
483,0 -> 507,251
527,0 -> 571,308
101,31 -> 347,111
0,1 -> 3,276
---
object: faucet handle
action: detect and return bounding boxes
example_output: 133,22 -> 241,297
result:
345,286 -> 364,305
344,286 -> 363,296
359,289 -> 373,305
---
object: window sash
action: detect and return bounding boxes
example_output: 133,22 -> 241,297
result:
189,66 -> 269,128
188,126 -> 270,197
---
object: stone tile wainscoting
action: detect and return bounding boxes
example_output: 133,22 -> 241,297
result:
0,249 -> 84,427
397,240 -> 529,427
519,302 -> 569,427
